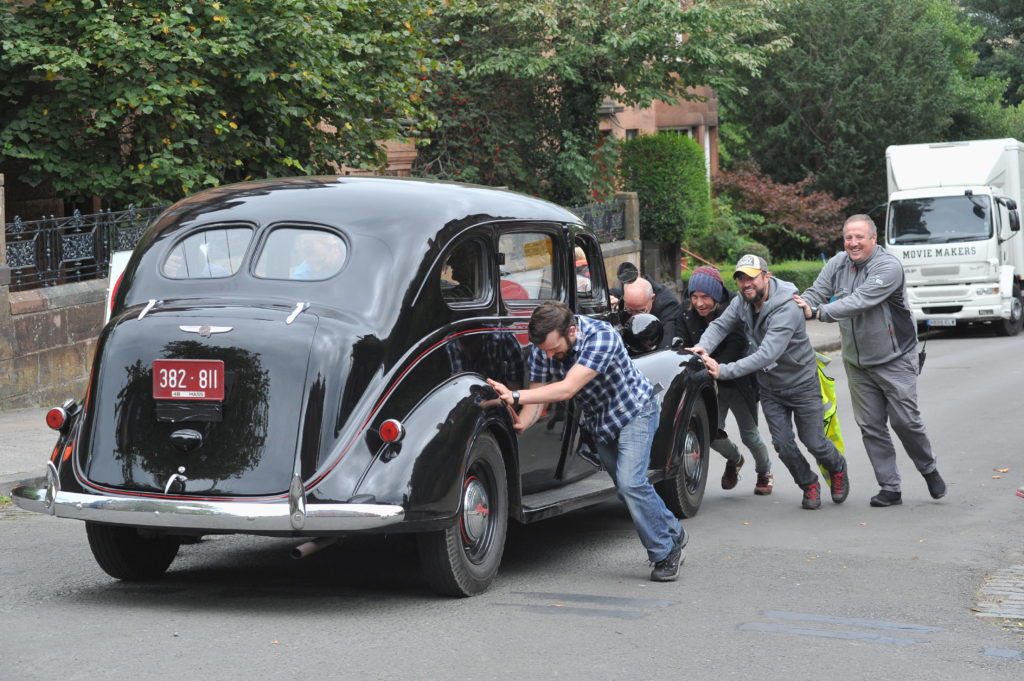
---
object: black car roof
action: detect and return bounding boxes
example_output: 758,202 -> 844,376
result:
147,176 -> 583,242
120,176 -> 587,317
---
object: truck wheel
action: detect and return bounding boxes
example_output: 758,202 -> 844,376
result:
995,283 -> 1023,336
418,433 -> 508,597
85,522 -> 180,580
655,399 -> 710,518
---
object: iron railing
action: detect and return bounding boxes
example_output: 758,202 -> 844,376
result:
4,205 -> 167,292
570,197 -> 626,243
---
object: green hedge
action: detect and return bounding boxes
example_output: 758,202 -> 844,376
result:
681,259 -> 825,295
619,134 -> 711,242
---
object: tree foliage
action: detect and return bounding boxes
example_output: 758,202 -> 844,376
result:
413,0 -> 784,204
714,160 -> 850,259
722,0 -> 1008,211
961,1 -> 1024,107
0,0 -> 448,205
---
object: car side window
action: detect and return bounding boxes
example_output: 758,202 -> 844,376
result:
253,227 -> 347,280
163,226 -> 252,279
498,232 -> 558,303
440,240 -> 487,305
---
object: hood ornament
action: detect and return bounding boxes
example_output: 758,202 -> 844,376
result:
179,324 -> 233,338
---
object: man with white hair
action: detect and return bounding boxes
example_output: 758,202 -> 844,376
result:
612,274 -> 680,348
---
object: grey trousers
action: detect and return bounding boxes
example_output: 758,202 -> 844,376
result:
845,353 -> 937,492
760,376 -> 845,489
711,384 -> 772,474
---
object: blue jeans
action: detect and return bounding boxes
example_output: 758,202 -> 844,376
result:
596,397 -> 683,562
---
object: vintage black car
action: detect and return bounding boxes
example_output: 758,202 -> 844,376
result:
13,176 -> 715,596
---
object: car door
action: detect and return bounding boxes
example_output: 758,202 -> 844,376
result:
496,224 -> 601,493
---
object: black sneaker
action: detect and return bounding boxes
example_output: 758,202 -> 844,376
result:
650,530 -> 687,582
924,470 -> 946,499
721,456 -> 744,490
801,482 -> 822,510
830,467 -> 849,504
870,489 -> 902,507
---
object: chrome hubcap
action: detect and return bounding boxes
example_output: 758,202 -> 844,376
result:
461,475 -> 490,545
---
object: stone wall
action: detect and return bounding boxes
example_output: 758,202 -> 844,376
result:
1,279 -> 106,410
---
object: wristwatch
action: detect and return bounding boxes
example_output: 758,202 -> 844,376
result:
510,391 -> 521,407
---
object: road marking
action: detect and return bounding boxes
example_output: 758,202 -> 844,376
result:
760,610 -> 944,633
512,591 -> 677,608
738,621 -> 926,647
738,610 -> 944,647
984,648 -> 1024,660
497,591 -> 678,619
499,604 -> 650,620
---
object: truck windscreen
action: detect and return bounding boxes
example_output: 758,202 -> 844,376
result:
888,195 -> 992,244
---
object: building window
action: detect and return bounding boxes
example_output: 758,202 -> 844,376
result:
659,127 -> 694,138
625,129 -> 639,141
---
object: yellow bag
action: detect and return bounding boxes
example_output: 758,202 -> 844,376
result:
816,352 -> 845,484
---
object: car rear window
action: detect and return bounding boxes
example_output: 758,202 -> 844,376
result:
253,227 -> 348,280
163,227 -> 252,279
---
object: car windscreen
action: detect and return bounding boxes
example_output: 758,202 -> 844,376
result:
888,195 -> 992,244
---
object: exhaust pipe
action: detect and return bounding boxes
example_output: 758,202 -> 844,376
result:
290,537 -> 338,559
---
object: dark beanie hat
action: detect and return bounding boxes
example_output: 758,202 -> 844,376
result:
687,266 -> 725,302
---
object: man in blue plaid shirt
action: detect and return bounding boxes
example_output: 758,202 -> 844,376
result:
487,301 -> 686,582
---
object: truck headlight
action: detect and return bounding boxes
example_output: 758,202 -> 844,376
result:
975,286 -> 999,295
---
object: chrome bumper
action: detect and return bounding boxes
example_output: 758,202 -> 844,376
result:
11,481 -> 405,533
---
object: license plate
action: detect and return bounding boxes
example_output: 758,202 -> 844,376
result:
153,359 -> 225,401
927,319 -> 956,327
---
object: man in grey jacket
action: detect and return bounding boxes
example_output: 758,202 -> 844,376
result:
794,214 -> 945,508
687,254 -> 848,510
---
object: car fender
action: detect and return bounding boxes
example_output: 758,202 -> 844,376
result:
344,374 -> 519,529
635,350 -> 717,473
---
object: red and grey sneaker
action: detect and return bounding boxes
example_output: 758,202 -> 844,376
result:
802,482 -> 822,510
1016,486 -> 1024,499
830,468 -> 849,504
754,472 -> 774,495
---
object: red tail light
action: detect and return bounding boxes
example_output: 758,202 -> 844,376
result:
379,419 -> 405,443
45,407 -> 67,430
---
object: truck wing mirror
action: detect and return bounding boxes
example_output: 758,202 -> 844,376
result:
1010,210 -> 1020,233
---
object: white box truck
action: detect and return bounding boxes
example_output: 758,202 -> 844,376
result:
884,139 -> 1024,335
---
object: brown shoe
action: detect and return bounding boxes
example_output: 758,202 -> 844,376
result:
721,456 -> 744,490
754,472 -> 774,495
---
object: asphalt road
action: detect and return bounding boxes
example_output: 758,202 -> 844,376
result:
2,325 -> 1023,680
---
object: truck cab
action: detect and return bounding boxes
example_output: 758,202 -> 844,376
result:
884,139 -> 1024,336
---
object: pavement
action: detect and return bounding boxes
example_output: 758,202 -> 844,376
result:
0,321 -> 843,497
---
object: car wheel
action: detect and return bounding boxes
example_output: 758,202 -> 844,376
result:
85,522 -> 181,580
655,398 -> 710,518
995,283 -> 1023,337
417,433 -> 508,597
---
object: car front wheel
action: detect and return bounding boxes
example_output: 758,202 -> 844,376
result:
655,398 -> 710,518
417,433 -> 508,597
85,522 -> 181,580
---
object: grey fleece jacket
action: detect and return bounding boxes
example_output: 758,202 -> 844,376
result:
800,245 -> 916,369
697,278 -> 817,392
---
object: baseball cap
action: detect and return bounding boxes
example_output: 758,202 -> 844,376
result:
734,254 -> 769,278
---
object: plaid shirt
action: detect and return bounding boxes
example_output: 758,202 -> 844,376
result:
529,316 -> 653,444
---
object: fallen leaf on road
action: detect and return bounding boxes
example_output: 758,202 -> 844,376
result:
995,468 -> 1009,473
